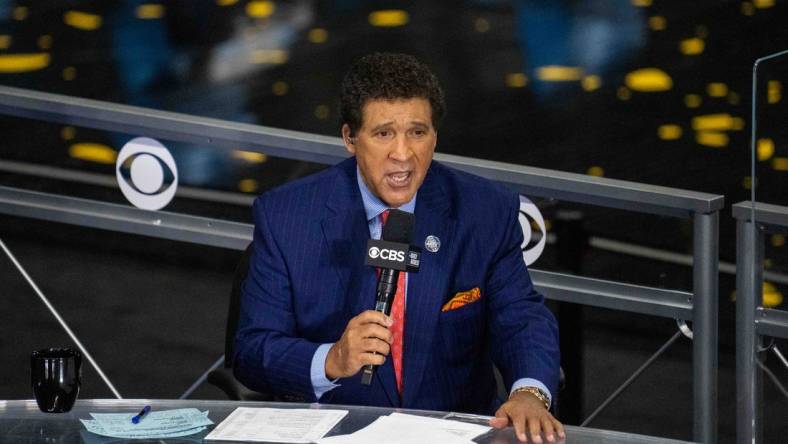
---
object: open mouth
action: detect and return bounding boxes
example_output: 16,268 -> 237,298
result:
386,171 -> 412,188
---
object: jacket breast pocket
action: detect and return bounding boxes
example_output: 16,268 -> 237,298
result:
437,298 -> 485,364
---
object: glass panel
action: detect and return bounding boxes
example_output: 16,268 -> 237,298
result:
752,50 -> 788,441
524,199 -> 695,292
753,52 -> 788,305
0,117 -> 329,222
1,217 -> 238,400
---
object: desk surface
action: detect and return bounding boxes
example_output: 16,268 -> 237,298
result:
0,399 -> 696,444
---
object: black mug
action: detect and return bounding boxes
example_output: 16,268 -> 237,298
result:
31,348 -> 82,413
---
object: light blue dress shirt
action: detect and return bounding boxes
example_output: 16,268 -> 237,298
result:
309,167 -> 552,407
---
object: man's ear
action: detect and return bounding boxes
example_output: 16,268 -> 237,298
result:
341,124 -> 356,154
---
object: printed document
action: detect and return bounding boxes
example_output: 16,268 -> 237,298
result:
81,408 -> 212,439
316,413 -> 491,444
205,407 -> 348,443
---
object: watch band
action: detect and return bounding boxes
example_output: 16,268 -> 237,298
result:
511,386 -> 550,410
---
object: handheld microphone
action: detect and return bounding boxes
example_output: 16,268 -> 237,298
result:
360,209 -> 420,386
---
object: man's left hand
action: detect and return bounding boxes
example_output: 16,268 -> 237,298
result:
489,391 -> 565,443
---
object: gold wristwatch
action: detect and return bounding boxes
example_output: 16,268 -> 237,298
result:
510,386 -> 550,410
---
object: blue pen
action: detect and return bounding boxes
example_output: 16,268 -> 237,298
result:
131,405 -> 151,424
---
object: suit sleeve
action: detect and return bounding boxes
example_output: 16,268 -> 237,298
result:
233,197 -> 321,400
486,193 -> 560,399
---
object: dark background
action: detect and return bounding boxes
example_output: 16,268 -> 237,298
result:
1,1 -> 787,442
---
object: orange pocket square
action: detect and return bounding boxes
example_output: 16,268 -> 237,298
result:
441,287 -> 481,312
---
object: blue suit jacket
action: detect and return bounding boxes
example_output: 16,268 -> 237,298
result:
234,157 -> 559,414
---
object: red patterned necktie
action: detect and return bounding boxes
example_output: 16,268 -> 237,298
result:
379,209 -> 406,395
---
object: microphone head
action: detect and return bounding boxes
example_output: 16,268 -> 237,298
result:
381,209 -> 414,243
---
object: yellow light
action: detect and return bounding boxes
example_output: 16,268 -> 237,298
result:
69,143 -> 117,164
631,0 -> 652,6
625,68 -> 672,92
369,10 -> 409,27
587,166 -> 605,177
771,234 -> 786,247
772,157 -> 788,171
136,4 -> 165,19
308,28 -> 328,44
62,66 -> 77,81
707,82 -> 728,97
246,1 -> 275,18
695,131 -> 729,148
658,124 -> 682,140
13,6 -> 27,21
648,16 -> 666,31
217,0 -> 238,5
233,150 -> 267,163
272,81 -> 288,96
758,138 -> 775,161
238,179 -> 259,193
61,126 -> 76,141
37,35 -> 52,50
728,91 -> 740,105
0,35 -> 11,49
763,281 -> 783,308
0,53 -> 50,73
315,104 -> 330,120
617,86 -> 631,100
506,73 -> 528,88
742,2 -> 755,15
64,11 -> 103,30
768,80 -> 782,104
581,75 -> 601,92
732,117 -> 745,130
536,66 -> 583,81
249,49 -> 288,64
680,38 -> 705,55
754,0 -> 775,8
684,94 -> 702,108
474,17 -> 490,33
692,113 -> 739,131
742,176 -> 752,190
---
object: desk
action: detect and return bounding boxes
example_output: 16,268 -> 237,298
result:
0,399 -> 697,444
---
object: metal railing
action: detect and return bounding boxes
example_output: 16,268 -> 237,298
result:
0,85 -> 723,443
733,201 -> 788,444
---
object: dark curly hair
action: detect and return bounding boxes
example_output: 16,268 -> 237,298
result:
340,52 -> 445,136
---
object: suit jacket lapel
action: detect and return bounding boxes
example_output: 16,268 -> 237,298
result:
321,160 -> 370,313
321,159 -> 400,407
403,165 -> 455,406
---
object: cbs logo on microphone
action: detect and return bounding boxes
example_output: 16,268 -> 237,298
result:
368,246 -> 406,262
116,137 -> 178,211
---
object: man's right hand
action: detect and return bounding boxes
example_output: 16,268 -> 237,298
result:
325,310 -> 393,380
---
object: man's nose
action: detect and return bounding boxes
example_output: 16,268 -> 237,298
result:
389,135 -> 411,161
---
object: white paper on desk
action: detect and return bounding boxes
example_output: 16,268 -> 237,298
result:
204,407 -> 348,443
317,414 -> 485,444
388,413 -> 491,439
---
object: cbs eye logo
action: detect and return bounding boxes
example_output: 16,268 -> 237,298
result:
116,137 -> 178,210
518,195 -> 546,266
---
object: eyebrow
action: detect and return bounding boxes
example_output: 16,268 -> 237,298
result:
369,121 -> 395,133
368,120 -> 430,133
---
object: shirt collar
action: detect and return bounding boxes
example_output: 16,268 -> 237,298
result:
356,166 -> 417,221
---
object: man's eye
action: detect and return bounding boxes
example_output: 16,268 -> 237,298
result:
378,131 -> 392,138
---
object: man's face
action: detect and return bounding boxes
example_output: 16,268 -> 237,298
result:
342,98 -> 437,208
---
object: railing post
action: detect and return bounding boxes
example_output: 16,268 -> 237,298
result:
554,210 -> 588,424
693,211 -> 718,443
736,217 -> 763,444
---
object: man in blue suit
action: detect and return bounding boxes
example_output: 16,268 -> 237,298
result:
235,53 -> 563,443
